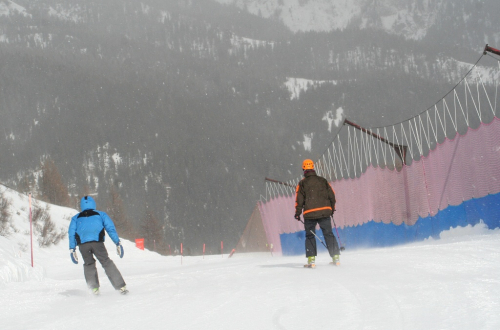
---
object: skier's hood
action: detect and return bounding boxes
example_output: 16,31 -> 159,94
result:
80,196 -> 96,211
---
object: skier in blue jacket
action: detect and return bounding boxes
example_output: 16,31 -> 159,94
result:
68,196 -> 128,295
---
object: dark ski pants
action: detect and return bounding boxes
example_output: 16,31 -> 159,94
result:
79,241 -> 126,290
304,217 -> 340,258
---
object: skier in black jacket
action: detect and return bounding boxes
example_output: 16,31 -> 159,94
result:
294,159 -> 340,267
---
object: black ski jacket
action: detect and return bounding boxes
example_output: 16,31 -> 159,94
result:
294,170 -> 336,220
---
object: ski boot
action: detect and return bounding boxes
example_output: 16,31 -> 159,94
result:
92,288 -> 100,296
119,286 -> 129,295
304,256 -> 316,268
330,255 -> 340,266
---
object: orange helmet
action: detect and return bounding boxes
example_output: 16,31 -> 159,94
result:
302,159 -> 314,170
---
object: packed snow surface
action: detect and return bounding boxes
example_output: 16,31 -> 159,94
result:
1,186 -> 500,329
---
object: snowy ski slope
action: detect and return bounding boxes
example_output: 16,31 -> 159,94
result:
1,186 -> 499,330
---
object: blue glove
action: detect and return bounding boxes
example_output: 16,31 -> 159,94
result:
70,249 -> 78,264
116,242 -> 124,258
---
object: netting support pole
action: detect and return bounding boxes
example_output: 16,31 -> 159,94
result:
484,44 -> 500,57
344,119 -> 407,165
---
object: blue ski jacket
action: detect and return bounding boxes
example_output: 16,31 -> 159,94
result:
68,196 -> 120,250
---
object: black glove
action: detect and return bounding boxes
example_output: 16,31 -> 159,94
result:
294,214 -> 301,221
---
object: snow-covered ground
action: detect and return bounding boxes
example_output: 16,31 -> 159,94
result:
1,185 -> 500,330
284,77 -> 337,100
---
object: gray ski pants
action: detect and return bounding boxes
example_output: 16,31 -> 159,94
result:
78,241 -> 126,290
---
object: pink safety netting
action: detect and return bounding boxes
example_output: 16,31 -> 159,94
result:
259,118 -> 500,253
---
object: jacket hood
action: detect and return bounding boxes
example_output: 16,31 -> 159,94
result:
303,169 -> 317,177
80,196 -> 96,211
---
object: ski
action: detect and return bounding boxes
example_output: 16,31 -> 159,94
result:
302,263 -> 340,268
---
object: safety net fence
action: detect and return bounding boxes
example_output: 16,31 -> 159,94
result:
254,46 -> 500,255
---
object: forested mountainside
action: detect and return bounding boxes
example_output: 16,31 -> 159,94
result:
0,0 -> 498,253
215,0 -> 500,48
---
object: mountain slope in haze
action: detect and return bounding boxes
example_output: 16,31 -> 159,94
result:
214,0 -> 500,47
0,0 -> 498,253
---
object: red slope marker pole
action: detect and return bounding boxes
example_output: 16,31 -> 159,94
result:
29,193 -> 33,267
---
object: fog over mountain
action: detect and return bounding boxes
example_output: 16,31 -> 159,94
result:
0,0 -> 498,253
